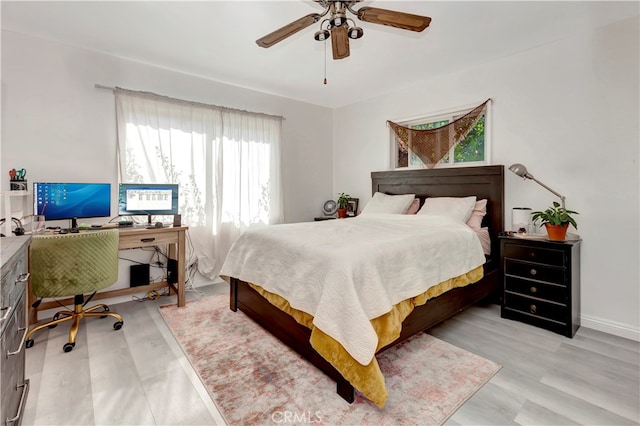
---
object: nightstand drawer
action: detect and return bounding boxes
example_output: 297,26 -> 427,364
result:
504,244 -> 565,266
504,260 -> 565,284
505,277 -> 567,302
504,293 -> 567,323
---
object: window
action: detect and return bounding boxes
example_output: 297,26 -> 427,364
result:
115,89 -> 283,279
392,102 -> 490,169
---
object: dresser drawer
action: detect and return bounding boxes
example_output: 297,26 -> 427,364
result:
504,292 -> 567,324
1,256 -> 27,336
2,269 -> 27,303
504,243 -> 565,267
1,296 -> 27,426
504,260 -> 565,284
505,277 -> 567,303
118,230 -> 178,249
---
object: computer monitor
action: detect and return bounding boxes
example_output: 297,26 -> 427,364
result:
33,182 -> 111,221
118,183 -> 179,223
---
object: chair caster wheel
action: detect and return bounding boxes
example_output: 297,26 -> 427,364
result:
113,321 -> 123,330
25,339 -> 34,349
63,342 -> 75,353
101,306 -> 110,318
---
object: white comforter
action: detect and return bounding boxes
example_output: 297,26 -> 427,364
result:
219,213 -> 485,366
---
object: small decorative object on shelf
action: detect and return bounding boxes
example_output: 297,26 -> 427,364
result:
8,168 -> 28,191
531,201 -> 579,241
337,193 -> 350,219
346,198 -> 359,217
511,207 -> 532,234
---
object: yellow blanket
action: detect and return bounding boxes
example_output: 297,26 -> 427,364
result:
248,265 -> 483,408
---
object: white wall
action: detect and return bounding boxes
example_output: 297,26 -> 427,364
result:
1,30 -> 333,292
333,17 -> 640,339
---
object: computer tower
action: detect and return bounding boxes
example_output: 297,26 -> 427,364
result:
167,259 -> 178,284
129,264 -> 150,287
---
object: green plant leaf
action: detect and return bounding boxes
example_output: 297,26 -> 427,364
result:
337,192 -> 350,209
530,203 -> 579,229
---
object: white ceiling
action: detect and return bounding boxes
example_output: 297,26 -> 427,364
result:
1,1 -> 638,108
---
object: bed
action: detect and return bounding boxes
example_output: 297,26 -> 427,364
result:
223,165 -> 504,407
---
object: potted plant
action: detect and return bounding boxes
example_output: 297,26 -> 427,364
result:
337,193 -> 350,219
531,201 -> 579,241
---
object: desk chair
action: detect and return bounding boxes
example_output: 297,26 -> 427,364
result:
25,230 -> 124,353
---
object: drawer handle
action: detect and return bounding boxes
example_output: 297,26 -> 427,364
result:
15,272 -> 29,284
0,306 -> 12,322
530,304 -> 537,314
5,380 -> 29,425
530,268 -> 537,276
530,286 -> 537,293
529,251 -> 537,259
140,237 -> 155,243
7,327 -> 27,357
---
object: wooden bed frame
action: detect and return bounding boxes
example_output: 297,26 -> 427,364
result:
229,165 -> 504,403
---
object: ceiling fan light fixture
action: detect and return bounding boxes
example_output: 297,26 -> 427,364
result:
314,29 -> 330,41
347,26 -> 363,39
329,15 -> 347,28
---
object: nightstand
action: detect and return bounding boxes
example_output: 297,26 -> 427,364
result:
499,234 -> 581,337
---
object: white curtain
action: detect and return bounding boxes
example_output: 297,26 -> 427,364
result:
115,89 -> 283,279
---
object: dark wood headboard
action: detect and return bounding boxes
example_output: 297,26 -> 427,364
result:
371,165 -> 505,258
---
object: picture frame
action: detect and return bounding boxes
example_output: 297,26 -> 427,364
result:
346,198 -> 359,217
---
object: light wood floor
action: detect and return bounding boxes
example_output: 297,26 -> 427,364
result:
23,282 -> 639,425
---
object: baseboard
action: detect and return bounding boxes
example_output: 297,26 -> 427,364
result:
581,314 -> 640,342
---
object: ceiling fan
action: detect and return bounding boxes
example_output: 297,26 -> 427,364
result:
256,0 -> 432,60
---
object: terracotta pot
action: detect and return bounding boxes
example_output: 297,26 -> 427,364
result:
337,208 -> 348,218
545,223 -> 569,241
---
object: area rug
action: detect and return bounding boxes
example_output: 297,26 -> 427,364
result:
159,294 -> 501,425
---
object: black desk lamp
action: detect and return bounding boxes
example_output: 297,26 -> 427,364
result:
509,163 -> 566,210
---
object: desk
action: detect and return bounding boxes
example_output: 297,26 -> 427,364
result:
27,226 -> 188,325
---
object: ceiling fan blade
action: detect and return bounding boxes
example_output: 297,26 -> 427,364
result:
357,7 -> 431,32
256,13 -> 322,48
331,25 -> 350,60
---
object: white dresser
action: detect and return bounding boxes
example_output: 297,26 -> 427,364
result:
0,236 -> 30,426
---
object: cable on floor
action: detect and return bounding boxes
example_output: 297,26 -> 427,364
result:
132,290 -> 161,302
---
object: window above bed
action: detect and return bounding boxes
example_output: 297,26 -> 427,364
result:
390,101 -> 491,169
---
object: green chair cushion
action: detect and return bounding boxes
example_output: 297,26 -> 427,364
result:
30,230 -> 119,298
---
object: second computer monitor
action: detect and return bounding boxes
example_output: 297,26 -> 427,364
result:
118,183 -> 179,220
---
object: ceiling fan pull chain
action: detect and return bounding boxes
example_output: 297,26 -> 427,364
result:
323,38 -> 328,85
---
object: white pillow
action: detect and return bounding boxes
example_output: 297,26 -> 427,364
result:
360,192 -> 416,215
416,196 -> 477,223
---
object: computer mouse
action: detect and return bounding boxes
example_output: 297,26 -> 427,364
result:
155,222 -> 163,228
